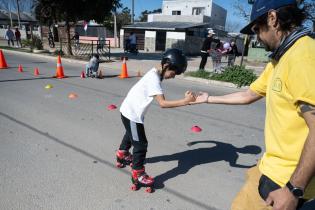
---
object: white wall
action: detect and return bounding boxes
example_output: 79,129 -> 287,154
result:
162,0 -> 213,16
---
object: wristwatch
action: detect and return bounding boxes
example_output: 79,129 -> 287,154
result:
286,181 -> 304,198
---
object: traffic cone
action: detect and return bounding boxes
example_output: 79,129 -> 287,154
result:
80,71 -> 85,78
0,50 -> 8,69
34,67 -> 40,76
18,64 -> 23,72
119,58 -> 129,79
54,55 -> 66,79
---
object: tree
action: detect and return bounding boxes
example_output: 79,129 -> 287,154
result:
104,7 -> 131,32
0,0 -> 33,12
138,8 -> 162,22
225,20 -> 241,32
33,0 -> 118,55
234,0 -> 315,31
233,0 -> 251,22
303,0 -> 315,31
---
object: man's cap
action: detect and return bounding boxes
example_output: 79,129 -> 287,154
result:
240,0 -> 297,34
207,28 -> 215,34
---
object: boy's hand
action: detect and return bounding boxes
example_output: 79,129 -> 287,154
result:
184,91 -> 196,103
190,92 -> 209,105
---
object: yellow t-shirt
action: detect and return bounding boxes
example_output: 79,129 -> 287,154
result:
250,36 -> 315,199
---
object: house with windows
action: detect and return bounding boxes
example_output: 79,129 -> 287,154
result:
121,0 -> 227,54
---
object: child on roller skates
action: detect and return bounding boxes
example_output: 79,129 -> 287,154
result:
85,54 -> 100,78
116,48 -> 196,192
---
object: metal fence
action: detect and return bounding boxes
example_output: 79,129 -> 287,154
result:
58,39 -> 111,62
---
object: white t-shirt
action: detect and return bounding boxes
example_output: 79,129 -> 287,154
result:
120,68 -> 163,123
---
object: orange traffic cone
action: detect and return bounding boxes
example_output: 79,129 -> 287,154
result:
18,64 -> 23,72
54,55 -> 66,79
0,50 -> 8,69
34,67 -> 40,76
80,71 -> 85,78
119,58 -> 129,79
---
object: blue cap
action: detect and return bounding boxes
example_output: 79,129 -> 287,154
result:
240,0 -> 297,34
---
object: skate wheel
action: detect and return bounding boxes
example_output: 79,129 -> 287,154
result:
130,184 -> 139,191
116,162 -> 124,168
145,187 -> 154,193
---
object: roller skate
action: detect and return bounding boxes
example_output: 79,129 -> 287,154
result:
116,150 -> 133,168
130,168 -> 154,193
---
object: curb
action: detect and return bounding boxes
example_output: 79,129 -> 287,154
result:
2,48 -> 248,90
179,75 -> 248,89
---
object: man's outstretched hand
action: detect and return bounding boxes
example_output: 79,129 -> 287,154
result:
190,92 -> 209,105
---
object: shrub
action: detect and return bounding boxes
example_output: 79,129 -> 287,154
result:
54,49 -> 64,56
32,35 -> 43,50
185,69 -> 211,79
210,65 -> 257,87
21,35 -> 43,50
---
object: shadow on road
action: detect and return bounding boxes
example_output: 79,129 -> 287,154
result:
146,140 -> 262,189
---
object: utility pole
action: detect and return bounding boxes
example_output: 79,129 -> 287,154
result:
8,3 -> 13,27
114,12 -> 118,47
131,0 -> 134,24
16,0 -> 21,29
240,0 -> 254,66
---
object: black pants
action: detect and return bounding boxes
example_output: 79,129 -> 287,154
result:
119,114 -> 148,170
259,175 -> 313,209
199,52 -> 208,70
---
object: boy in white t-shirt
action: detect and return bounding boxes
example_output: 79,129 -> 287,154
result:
116,49 -> 195,191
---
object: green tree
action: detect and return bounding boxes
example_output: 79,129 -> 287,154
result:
303,0 -> 315,31
33,0 -> 118,55
138,8 -> 162,22
104,7 -> 131,32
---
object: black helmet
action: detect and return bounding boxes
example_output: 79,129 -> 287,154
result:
161,48 -> 187,75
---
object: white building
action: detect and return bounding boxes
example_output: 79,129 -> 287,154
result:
149,0 -> 226,30
121,0 -> 228,53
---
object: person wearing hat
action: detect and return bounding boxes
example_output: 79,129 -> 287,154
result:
192,0 -> 315,209
199,28 -> 220,70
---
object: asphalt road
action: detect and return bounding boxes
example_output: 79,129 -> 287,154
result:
0,50 -> 266,210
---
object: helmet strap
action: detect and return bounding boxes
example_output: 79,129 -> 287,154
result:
160,64 -> 169,81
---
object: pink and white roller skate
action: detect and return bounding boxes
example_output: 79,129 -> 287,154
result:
116,150 -> 133,168
130,168 -> 154,193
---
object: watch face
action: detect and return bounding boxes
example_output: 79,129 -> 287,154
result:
292,188 -> 304,198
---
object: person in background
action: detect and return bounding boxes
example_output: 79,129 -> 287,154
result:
227,40 -> 239,66
199,28 -> 220,70
5,26 -> 14,47
15,28 -> 22,48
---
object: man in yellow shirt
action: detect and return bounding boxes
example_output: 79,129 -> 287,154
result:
192,0 -> 315,209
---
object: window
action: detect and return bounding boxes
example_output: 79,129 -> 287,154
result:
192,7 -> 205,15
172,10 -> 181,15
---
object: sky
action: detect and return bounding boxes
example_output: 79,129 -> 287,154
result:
120,0 -> 250,31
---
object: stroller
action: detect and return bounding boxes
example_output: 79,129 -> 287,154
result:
124,39 -> 138,54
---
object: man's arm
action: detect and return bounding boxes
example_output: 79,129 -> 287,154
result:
191,89 -> 262,105
290,102 -> 315,189
155,91 -> 195,108
266,102 -> 315,210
